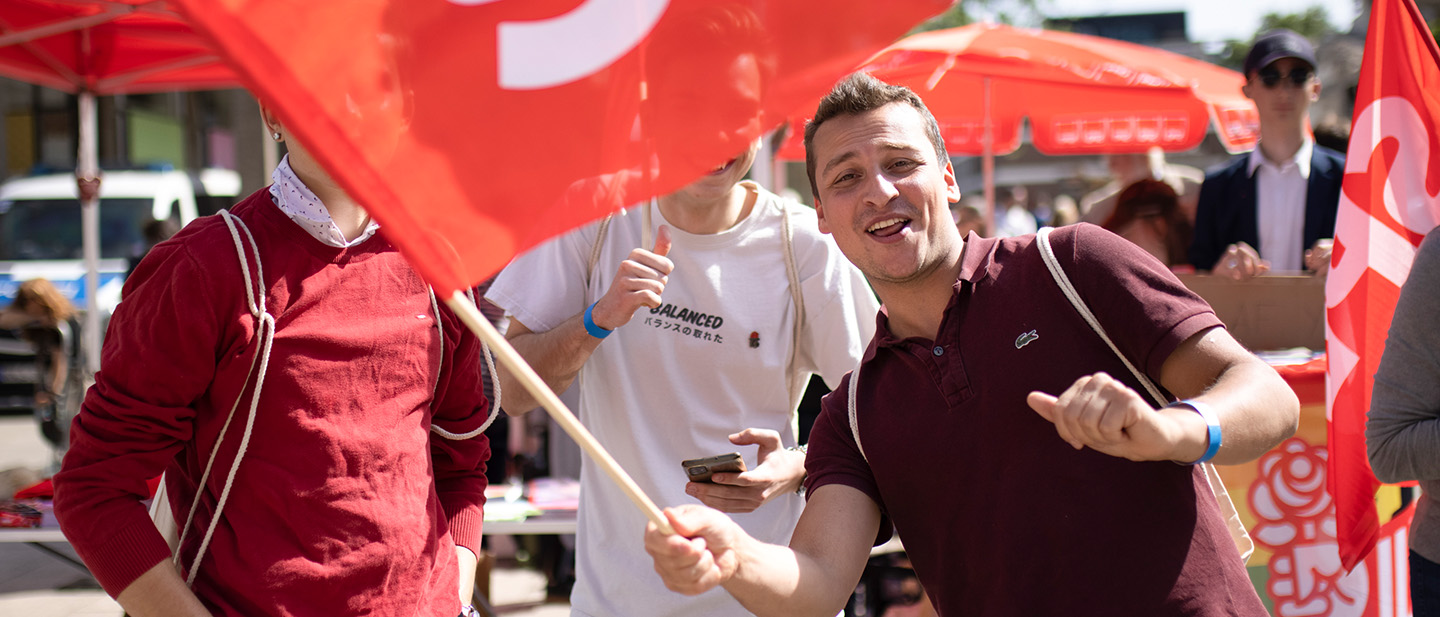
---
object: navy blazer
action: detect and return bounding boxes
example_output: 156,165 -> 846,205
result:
1189,144 -> 1345,270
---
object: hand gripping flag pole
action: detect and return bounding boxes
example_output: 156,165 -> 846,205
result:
443,292 -> 676,536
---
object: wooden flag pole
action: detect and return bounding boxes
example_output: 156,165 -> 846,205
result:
443,292 -> 675,535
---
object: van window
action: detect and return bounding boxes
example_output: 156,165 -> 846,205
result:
0,198 -> 152,260
196,194 -> 233,218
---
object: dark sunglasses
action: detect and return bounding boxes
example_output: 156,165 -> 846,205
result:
1257,67 -> 1313,88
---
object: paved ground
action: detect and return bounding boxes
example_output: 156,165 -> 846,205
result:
0,415 -> 570,616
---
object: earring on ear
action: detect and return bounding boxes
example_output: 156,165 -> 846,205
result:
271,131 -> 282,142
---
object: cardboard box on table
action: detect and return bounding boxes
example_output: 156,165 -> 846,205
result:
1174,273 -> 1326,351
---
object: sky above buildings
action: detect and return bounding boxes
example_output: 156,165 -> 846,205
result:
997,0 -> 1360,43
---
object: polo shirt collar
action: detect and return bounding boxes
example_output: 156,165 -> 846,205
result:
955,231 -> 997,286
1246,136 -> 1313,180
870,232 -> 996,351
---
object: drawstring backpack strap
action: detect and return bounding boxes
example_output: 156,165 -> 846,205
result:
779,201 -> 807,416
1035,228 -> 1166,403
1035,226 -> 1253,563
429,287 -> 502,440
846,360 -> 866,463
586,215 -> 614,284
175,209 -> 277,586
166,211 -> 495,590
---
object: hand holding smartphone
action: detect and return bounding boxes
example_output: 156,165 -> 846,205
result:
680,452 -> 746,483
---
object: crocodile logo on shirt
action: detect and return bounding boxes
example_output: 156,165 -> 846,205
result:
1015,329 -> 1039,349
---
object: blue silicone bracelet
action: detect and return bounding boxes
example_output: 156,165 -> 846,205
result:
1174,399 -> 1222,464
583,301 -> 612,339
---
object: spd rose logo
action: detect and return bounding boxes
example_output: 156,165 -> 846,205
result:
1247,438 -> 1366,617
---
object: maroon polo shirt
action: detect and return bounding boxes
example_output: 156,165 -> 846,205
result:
806,224 -> 1266,616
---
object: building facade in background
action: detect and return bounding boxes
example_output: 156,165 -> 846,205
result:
0,80 -> 272,195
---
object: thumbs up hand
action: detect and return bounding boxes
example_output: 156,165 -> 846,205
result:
591,225 -> 674,330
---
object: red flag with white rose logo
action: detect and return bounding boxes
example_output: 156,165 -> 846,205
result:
1326,0 -> 1440,571
1249,438 -> 1419,615
168,0 -> 952,296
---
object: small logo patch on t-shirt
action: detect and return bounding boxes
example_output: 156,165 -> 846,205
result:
1015,329 -> 1039,349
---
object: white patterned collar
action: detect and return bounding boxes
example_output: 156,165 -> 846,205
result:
268,155 -> 380,248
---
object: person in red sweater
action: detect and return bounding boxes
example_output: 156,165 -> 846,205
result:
52,104 -> 492,617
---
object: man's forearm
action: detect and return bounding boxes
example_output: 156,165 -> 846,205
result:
1183,359 -> 1298,465
726,486 -> 877,617
648,487 -> 878,613
115,560 -> 211,617
1158,328 -> 1299,465
456,546 -> 477,605
722,538 -> 855,617
498,315 -> 603,414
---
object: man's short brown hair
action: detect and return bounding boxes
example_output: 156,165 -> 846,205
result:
803,72 -> 948,199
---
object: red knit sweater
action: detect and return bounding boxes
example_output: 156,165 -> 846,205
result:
54,189 -> 490,616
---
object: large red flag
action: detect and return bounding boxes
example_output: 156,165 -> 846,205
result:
1327,0 -> 1440,571
168,0 -> 950,296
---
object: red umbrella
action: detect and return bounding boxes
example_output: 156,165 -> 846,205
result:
0,0 -> 236,94
0,0 -> 242,373
778,23 -> 1258,218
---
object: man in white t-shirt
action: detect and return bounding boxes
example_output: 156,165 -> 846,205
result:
487,134 -> 877,615
489,7 -> 877,612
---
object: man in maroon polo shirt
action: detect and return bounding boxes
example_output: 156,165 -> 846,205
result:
643,72 -> 1300,616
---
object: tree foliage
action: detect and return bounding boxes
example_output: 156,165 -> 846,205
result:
1425,0 -> 1440,44
1259,6 -> 1338,39
909,0 -> 1042,34
911,4 -> 969,32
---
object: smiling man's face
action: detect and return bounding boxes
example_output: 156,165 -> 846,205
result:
811,101 -> 961,288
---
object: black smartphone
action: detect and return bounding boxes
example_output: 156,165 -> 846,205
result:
681,452 -> 746,483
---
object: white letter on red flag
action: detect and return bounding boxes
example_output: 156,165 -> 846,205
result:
171,0 -> 954,295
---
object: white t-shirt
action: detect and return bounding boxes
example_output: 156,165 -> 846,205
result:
487,183 -> 877,617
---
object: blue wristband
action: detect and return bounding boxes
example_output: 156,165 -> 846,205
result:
583,301 -> 612,339
1173,399 -> 1221,464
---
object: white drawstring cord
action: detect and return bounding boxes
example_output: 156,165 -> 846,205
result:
468,288 -> 502,416
846,360 -> 867,462
1036,227 -> 1166,404
1035,226 -> 1253,562
169,211 -> 495,587
428,288 -> 501,440
177,210 -> 275,585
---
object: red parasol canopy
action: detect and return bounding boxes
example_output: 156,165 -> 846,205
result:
0,0 -> 238,95
778,22 -> 1259,160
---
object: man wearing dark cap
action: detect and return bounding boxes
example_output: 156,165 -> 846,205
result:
1190,28 -> 1345,279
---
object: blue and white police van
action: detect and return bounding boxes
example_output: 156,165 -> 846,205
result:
0,167 -> 240,409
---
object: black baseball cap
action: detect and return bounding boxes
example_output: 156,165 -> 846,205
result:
1244,29 -> 1317,75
